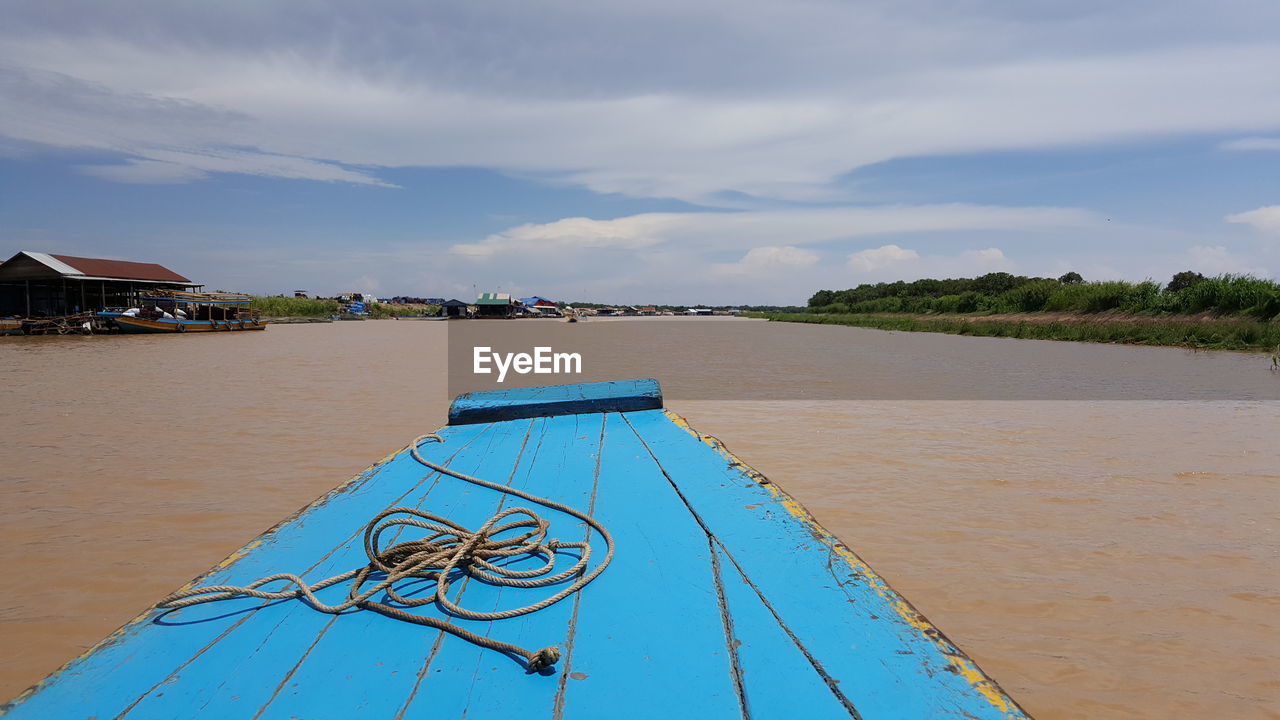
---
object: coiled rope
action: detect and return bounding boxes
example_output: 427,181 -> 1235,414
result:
159,433 -> 614,672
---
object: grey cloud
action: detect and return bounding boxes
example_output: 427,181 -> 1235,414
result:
0,65 -> 393,185
3,1 -> 1280,198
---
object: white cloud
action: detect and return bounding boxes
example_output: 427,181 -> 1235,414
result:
1220,137 -> 1280,151
450,215 -> 676,259
713,245 -> 820,277
450,204 -> 1096,259
847,244 -> 919,271
435,204 -> 1066,302
77,159 -> 208,184
962,247 -> 1010,266
1225,205 -> 1280,233
3,3 -> 1280,199
1185,245 -> 1270,276
844,245 -> 1012,281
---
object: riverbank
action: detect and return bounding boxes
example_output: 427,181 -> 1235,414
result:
748,311 -> 1280,352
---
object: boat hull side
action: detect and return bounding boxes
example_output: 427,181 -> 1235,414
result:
114,317 -> 268,333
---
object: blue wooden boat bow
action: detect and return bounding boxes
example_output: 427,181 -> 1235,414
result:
3,379 -> 1029,719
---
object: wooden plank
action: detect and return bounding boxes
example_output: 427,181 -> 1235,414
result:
550,412 -> 743,720
711,544 -> 857,719
112,418 -> 539,719
621,409 -> 1029,720
396,412 -> 607,720
248,413 -> 601,720
1,421 -> 496,719
448,378 -> 661,425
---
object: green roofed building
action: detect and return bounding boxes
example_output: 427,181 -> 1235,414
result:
475,292 -> 519,318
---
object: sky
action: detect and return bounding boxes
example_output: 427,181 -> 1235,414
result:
1,0 -> 1278,305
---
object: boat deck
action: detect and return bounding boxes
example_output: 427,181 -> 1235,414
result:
3,380 -> 1026,719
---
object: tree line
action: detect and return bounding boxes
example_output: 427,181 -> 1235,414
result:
806,271 -> 1280,320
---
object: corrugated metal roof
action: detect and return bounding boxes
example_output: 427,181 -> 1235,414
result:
50,254 -> 191,283
22,252 -> 82,275
475,292 -> 516,305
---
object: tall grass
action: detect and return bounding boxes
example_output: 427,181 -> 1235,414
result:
750,312 -> 1280,352
367,303 -> 439,318
251,296 -> 341,317
250,296 -> 440,318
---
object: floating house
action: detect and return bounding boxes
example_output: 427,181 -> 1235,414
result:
519,296 -> 557,310
439,299 -> 470,318
518,296 -> 560,317
0,251 -> 196,318
475,292 -> 520,318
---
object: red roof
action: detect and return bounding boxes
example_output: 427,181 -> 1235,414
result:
50,254 -> 191,283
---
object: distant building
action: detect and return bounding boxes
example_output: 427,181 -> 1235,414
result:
0,251 -> 195,317
638,306 -> 657,315
685,308 -> 713,316
518,296 -> 561,317
439,299 -> 469,318
519,296 -> 557,309
475,292 -> 520,318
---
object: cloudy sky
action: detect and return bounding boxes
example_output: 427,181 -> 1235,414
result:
2,0 -> 1278,304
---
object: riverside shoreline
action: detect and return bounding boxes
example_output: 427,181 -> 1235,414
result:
750,311 -> 1280,353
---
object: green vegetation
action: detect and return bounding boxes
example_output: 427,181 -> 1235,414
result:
755,271 -> 1280,351
251,296 -> 341,317
366,302 -> 439,318
250,296 -> 440,318
806,272 -> 1280,321
747,313 -> 1280,352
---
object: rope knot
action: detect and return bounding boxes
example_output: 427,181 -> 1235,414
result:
526,645 -> 561,672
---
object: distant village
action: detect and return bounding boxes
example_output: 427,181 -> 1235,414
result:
0,249 -> 766,335
319,290 -> 747,319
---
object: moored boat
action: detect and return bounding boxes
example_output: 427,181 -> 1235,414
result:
114,291 -> 267,333
2,379 -> 1027,719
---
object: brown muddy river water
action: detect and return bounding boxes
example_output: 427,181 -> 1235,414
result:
2,318 -> 1277,718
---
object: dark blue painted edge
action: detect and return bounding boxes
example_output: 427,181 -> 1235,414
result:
448,378 -> 663,425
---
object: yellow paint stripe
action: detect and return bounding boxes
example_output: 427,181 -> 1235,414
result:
663,409 -> 1025,717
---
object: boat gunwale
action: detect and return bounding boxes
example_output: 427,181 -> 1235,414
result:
657,408 -> 1031,718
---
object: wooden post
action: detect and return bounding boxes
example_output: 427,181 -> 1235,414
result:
25,279 -> 30,317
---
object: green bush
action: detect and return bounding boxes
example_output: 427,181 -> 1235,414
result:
999,279 -> 1061,312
